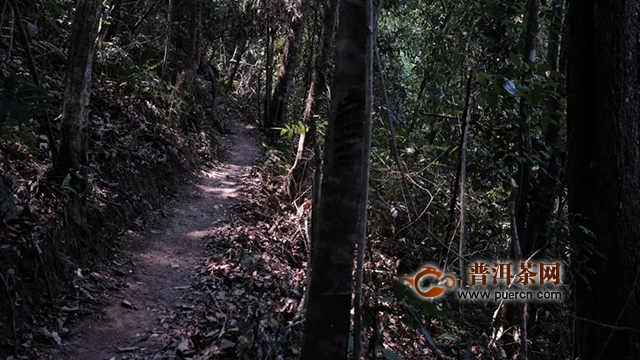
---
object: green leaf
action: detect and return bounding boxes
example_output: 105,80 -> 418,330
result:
509,52 -> 522,67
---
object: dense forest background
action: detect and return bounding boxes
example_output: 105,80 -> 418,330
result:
1,0 -> 639,359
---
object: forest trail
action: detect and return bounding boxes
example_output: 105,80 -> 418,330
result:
57,119 -> 263,360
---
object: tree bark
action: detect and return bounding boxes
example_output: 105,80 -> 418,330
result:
299,0 -> 370,358
57,0 -> 102,243
266,0 -> 309,134
567,0 -> 640,358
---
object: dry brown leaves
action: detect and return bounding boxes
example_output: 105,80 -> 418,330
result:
161,167 -> 309,359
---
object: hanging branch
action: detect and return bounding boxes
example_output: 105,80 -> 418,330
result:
8,0 -> 39,86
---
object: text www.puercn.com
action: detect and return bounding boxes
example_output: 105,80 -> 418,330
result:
456,290 -> 563,302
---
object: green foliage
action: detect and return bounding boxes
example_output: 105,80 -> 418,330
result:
0,78 -> 54,135
274,120 -> 309,139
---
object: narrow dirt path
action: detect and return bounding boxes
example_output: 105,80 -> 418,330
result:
57,120 -> 263,360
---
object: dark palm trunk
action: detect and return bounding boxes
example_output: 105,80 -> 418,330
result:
567,0 -> 640,358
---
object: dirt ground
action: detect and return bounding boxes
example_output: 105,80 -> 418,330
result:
51,119 -> 263,360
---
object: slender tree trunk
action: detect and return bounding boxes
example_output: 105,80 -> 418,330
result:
499,2 -> 539,357
520,0 -> 566,332
300,0 -> 370,358
161,0 -> 172,77
567,0 -> 640,358
266,0 -> 309,134
522,0 -> 565,262
457,70 -> 472,288
515,0 -> 540,259
354,0 -> 374,357
57,0 -> 102,245
283,0 -> 338,199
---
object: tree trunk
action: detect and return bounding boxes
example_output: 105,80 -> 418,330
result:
161,0 -> 173,77
519,0 -> 566,334
299,0 -> 370,358
57,0 -> 102,245
170,0 -> 203,130
514,0 -> 540,259
283,0 -> 338,199
567,0 -> 640,358
522,0 -> 565,261
266,0 -> 309,134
